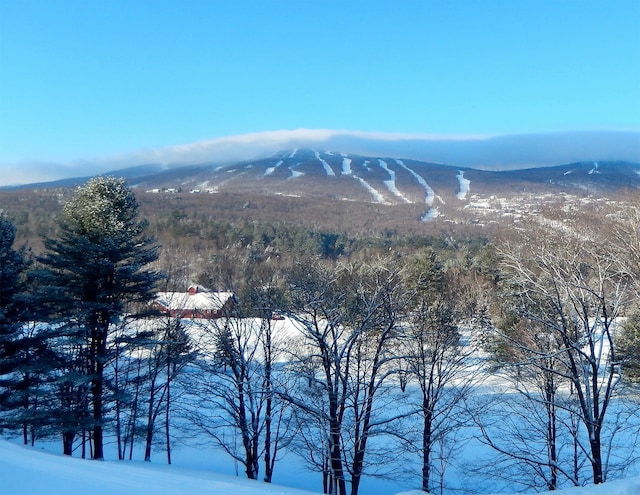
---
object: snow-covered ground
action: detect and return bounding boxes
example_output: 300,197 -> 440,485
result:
2,439 -> 640,495
4,318 -> 639,495
0,439 -> 319,495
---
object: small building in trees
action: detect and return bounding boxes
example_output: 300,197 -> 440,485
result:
154,286 -> 235,319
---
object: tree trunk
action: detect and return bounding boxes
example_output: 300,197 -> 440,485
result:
114,353 -> 123,460
545,381 -> 557,491
165,361 -> 172,465
144,374 -> 158,462
63,431 -> 75,456
422,408 -> 432,493
263,324 -> 274,483
91,325 -> 107,460
128,358 -> 143,460
22,371 -> 30,445
322,447 -> 331,494
591,430 -> 604,484
329,420 -> 347,495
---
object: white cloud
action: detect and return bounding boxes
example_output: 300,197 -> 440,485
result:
0,129 -> 491,186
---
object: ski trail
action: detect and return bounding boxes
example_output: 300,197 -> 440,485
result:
354,176 -> 386,203
421,208 -> 440,221
289,148 -> 298,159
395,159 -> 438,221
342,158 -> 352,175
379,159 -> 411,203
342,158 -> 385,202
588,161 -> 600,175
264,160 -> 283,176
315,151 -> 336,176
456,170 -> 470,199
287,163 -> 304,179
395,159 -> 434,206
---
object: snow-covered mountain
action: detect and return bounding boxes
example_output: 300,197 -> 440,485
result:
7,149 -> 638,228
2,129 -> 638,187
128,148 -> 640,199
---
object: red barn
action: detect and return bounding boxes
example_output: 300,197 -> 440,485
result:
153,286 -> 235,319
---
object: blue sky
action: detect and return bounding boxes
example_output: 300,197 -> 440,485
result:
0,0 -> 639,180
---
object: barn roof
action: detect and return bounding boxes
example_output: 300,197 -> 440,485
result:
155,289 -> 234,312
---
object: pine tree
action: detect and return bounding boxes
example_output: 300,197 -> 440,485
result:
37,177 -> 162,459
0,215 -> 38,441
0,216 -> 30,364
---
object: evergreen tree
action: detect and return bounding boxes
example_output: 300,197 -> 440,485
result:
616,308 -> 640,382
0,215 -> 38,441
37,177 -> 162,459
0,216 -> 30,363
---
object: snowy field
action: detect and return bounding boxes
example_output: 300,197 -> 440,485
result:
3,318 -> 640,495
2,438 -> 640,495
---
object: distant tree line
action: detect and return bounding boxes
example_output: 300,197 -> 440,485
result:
1,177 -> 640,495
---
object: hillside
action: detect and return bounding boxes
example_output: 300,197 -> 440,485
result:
1,150 -> 637,257
125,150 -> 640,205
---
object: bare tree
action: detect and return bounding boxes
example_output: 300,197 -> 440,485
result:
140,316 -> 193,462
473,312 -> 585,491
399,251 -> 479,494
183,256 -> 293,482
282,257 -> 409,495
499,229 -> 633,485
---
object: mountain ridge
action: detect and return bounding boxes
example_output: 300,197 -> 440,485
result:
8,150 -> 639,200
2,150 -> 638,254
2,129 -> 638,187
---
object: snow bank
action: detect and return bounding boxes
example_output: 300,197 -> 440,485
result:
3,438 -> 639,495
396,477 -> 640,495
0,439 -> 320,495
